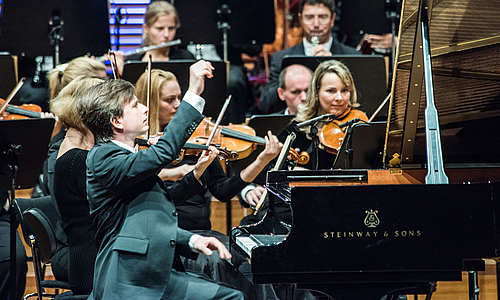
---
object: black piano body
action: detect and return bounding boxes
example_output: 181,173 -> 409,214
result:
229,0 -> 500,297
230,170 -> 500,299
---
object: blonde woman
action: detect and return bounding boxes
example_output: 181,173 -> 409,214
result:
50,76 -> 105,295
278,59 -> 368,170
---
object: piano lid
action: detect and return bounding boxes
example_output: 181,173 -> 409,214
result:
385,0 -> 500,166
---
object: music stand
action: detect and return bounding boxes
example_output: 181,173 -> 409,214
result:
338,0 -> 393,36
174,1 -> 221,46
121,60 -> 229,123
174,0 -> 275,56
332,121 -> 386,169
0,118 -> 55,300
0,0 -> 109,64
338,0 -> 401,65
281,55 -> 388,120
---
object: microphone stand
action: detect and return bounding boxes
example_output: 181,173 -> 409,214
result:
115,8 -> 124,51
310,123 -> 320,170
343,124 -> 355,169
296,114 -> 335,170
217,3 -> 231,62
48,14 -> 64,68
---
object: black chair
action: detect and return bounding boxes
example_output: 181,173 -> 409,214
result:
14,197 -> 87,300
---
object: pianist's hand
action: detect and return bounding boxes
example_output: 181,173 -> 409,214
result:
193,236 -> 232,260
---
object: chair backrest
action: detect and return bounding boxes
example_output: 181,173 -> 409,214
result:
23,207 -> 57,264
15,196 -> 65,243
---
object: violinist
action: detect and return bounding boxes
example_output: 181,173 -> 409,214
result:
240,64 -> 313,206
134,61 -> 282,299
277,59 -> 368,170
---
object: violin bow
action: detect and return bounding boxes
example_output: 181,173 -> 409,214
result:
204,95 -> 232,147
108,51 -> 120,79
253,132 -> 296,213
368,93 -> 391,122
0,78 -> 26,115
146,54 -> 152,139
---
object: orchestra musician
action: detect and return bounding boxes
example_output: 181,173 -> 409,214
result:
27,57 -> 108,286
278,59 -> 368,170
258,0 -> 359,115
276,64 -> 313,116
134,62 -> 282,299
76,60 -> 245,299
50,76 -> 105,296
113,1 -> 194,76
35,57 -> 107,197
241,59 -> 368,226
239,64 -> 313,207
113,0 -> 253,125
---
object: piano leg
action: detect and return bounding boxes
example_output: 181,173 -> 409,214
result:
424,282 -> 436,300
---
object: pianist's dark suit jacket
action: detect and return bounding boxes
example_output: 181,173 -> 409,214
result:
86,101 -> 204,300
258,40 -> 359,114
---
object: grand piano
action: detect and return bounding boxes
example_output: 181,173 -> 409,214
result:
230,0 -> 500,299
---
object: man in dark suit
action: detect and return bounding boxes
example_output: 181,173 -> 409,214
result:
258,0 -> 358,114
78,61 -> 244,300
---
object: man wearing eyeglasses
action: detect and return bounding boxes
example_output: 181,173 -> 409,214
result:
258,0 -> 358,115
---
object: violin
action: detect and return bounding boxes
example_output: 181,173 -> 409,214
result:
189,118 -> 309,164
318,108 -> 369,155
0,78 -> 41,120
134,134 -> 236,164
0,98 -> 42,120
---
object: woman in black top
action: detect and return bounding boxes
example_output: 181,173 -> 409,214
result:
51,76 -> 105,295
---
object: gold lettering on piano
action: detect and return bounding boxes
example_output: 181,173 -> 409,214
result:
394,230 -> 421,237
323,230 -> 421,239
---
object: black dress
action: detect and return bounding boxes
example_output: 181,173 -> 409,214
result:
53,149 -> 96,295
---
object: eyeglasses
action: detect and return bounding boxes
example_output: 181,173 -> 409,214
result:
301,14 -> 332,25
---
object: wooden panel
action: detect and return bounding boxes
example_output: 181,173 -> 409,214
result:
210,196 -> 250,234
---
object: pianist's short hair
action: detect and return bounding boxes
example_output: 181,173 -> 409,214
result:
295,59 -> 359,124
299,0 -> 336,16
77,79 -> 136,143
50,76 -> 105,132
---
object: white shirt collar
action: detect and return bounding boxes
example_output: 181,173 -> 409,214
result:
112,140 -> 138,153
303,36 -> 333,56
